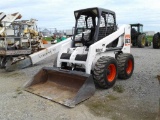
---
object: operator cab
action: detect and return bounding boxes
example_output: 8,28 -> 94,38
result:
73,7 -> 117,48
130,23 -> 143,33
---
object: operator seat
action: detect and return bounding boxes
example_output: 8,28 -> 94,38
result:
85,27 -> 95,47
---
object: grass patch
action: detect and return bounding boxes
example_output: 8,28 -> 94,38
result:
15,87 -> 23,95
146,35 -> 153,42
43,37 -> 52,41
107,95 -> 118,100
12,95 -> 17,98
85,95 -> 118,117
113,85 -> 125,93
112,115 -> 120,120
85,98 -> 112,116
17,91 -> 23,94
12,87 -> 23,99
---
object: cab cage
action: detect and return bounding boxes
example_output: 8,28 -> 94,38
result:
73,7 -> 117,47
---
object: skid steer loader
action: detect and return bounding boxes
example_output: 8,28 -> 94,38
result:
25,7 -> 134,107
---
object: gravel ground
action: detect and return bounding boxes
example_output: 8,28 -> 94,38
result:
0,45 -> 159,120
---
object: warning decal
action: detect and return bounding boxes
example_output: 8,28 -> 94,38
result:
125,34 -> 131,46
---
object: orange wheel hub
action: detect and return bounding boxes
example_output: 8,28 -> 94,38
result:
126,59 -> 133,74
107,64 -> 116,82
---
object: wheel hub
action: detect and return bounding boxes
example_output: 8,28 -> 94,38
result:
107,64 -> 116,82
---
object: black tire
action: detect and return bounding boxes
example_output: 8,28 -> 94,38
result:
0,57 -> 2,68
93,56 -> 118,89
132,39 -> 137,46
117,54 -> 134,79
0,57 -> 2,62
0,57 -> 8,68
153,33 -> 160,49
137,34 -> 146,48
145,38 -> 149,46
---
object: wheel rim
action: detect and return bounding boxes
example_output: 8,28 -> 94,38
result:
141,37 -> 145,46
107,64 -> 116,82
126,59 -> 133,74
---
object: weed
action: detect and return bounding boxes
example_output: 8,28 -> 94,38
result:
16,87 -> 21,91
107,95 -> 118,100
113,85 -> 125,93
85,98 -> 112,116
15,87 -> 23,95
17,91 -> 23,94
112,115 -> 120,120
12,96 -> 17,98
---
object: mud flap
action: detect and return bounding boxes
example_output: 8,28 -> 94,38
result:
24,67 -> 95,107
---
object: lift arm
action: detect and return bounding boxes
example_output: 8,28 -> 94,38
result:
85,24 -> 131,74
6,38 -> 72,71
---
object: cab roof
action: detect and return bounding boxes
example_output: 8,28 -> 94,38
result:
74,7 -> 115,19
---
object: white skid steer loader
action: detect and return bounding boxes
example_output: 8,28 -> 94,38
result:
24,7 -> 134,107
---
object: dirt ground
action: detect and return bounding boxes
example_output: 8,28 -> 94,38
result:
0,45 -> 159,120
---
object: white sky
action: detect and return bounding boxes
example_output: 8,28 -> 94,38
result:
1,0 -> 160,32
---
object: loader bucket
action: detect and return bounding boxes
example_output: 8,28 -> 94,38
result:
24,67 -> 95,107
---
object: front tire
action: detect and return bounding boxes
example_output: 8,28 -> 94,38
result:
117,54 -> 134,79
93,56 -> 118,89
0,57 -> 7,68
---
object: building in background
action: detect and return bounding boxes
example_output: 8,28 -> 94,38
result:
41,28 -> 51,37
65,29 -> 73,37
144,31 -> 155,36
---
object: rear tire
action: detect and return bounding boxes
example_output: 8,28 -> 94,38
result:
132,39 -> 137,46
153,33 -> 160,49
137,34 -> 146,48
0,57 -> 3,68
0,57 -> 9,68
93,56 -> 118,89
145,39 -> 149,46
0,57 -> 13,68
117,54 -> 134,79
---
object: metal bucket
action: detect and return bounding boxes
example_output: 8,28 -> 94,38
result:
24,67 -> 95,107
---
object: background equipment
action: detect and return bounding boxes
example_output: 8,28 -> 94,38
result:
130,23 -> 149,47
0,13 -> 45,70
152,32 -> 160,49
